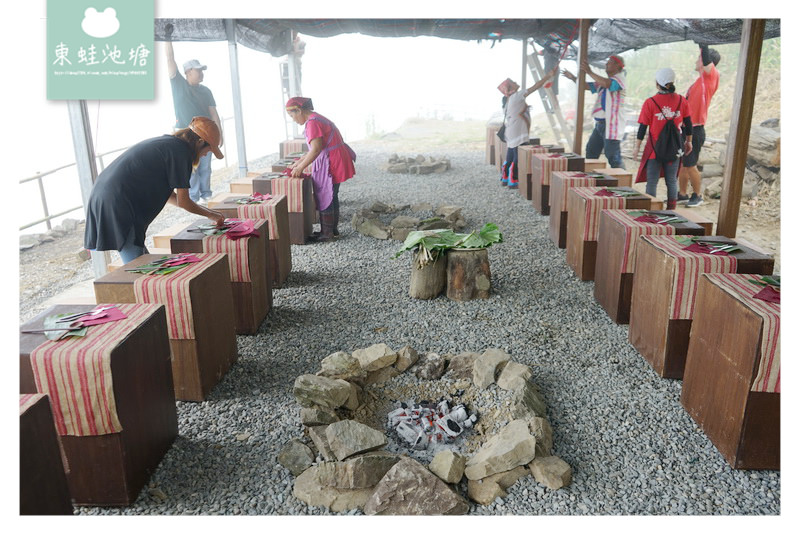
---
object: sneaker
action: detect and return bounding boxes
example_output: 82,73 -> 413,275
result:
686,193 -> 704,207
508,183 -> 519,189
677,193 -> 690,204
197,197 -> 209,206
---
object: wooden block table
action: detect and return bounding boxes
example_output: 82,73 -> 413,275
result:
280,138 -> 308,158
171,220 -> 272,334
495,138 -> 507,170
485,124 -> 500,165
584,158 -> 608,171
549,172 -> 618,248
211,194 -> 292,288
531,153 -> 585,215
681,273 -> 780,470
19,394 -> 73,514
230,177 -> 254,195
94,254 -> 237,401
594,167 -> 633,188
628,236 -> 774,380
20,304 -> 178,505
518,145 -> 551,200
675,207 -> 714,235
566,187 -> 651,281
593,210 -> 706,324
253,175 -> 314,245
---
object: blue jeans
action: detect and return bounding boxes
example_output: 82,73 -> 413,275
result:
645,159 -> 680,201
118,226 -> 148,264
586,120 -> 624,169
189,151 -> 213,201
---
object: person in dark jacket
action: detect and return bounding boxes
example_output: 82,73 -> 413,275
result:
84,116 -> 225,263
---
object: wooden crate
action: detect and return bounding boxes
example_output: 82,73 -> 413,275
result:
593,210 -> 705,324
19,394 -> 73,514
594,167 -> 633,188
565,187 -> 651,281
20,304 -> 178,505
584,158 -> 608,171
628,237 -> 774,380
253,176 -> 314,245
171,220 -> 271,335
213,195 -> 292,288
94,254 -> 237,401
549,173 -> 618,248
681,274 -> 780,470
531,153 -> 585,216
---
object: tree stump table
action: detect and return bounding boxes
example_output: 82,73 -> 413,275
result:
446,249 -> 491,301
530,152 -> 584,215
253,175 -> 314,245
628,236 -> 774,380
549,172 -> 618,248
681,273 -> 780,470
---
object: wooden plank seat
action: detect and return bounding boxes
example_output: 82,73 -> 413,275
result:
531,152 -> 585,215
19,394 -> 73,514
593,210 -> 706,324
681,273 -> 780,470
20,304 -> 178,505
628,236 -> 774,380
565,187 -> 652,281
171,219 -> 271,335
252,175 -> 314,245
549,172 -> 619,248
93,254 -> 237,401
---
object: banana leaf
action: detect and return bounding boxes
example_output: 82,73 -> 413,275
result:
393,223 -> 503,268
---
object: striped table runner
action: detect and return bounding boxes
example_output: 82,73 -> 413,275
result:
570,187 -> 626,241
269,177 -> 305,213
642,235 -> 738,320
281,139 -> 306,157
20,393 -> 47,415
237,195 -> 283,240
603,210 -> 676,273
551,171 -> 597,208
703,274 -> 780,393
202,229 -> 259,283
28,303 -> 158,436
133,254 -> 218,340
531,153 -> 568,186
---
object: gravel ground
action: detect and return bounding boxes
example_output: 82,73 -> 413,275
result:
32,145 -> 780,516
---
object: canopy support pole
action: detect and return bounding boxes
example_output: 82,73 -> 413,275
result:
716,19 -> 765,237
573,19 -> 591,155
520,39 -> 528,90
225,19 -> 248,177
287,31 -> 301,138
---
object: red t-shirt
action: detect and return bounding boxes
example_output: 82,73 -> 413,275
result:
638,93 -> 691,159
685,65 -> 720,126
304,113 -> 355,184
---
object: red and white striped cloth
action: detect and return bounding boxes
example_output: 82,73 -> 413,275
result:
703,274 -> 780,393
269,177 -> 305,213
19,393 -> 47,416
133,254 -> 219,340
642,235 -> 738,320
202,228 -> 259,283
603,210 -> 676,273
569,187 -> 625,241
531,153 -> 568,186
280,139 -> 307,158
28,303 -> 158,436
550,171 -> 597,208
236,195 -> 284,240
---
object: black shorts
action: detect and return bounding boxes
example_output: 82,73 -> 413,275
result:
682,125 -> 705,167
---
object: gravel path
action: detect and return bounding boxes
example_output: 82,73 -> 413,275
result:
65,145 -> 779,516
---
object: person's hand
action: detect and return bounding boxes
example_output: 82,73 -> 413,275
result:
683,139 -> 693,156
165,23 -> 174,42
208,210 -> 225,227
291,165 -> 304,178
580,57 -> 591,72
561,69 -> 576,82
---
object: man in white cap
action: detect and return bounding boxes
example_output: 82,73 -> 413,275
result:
164,23 -> 223,205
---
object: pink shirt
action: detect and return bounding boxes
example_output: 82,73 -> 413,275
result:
304,113 -> 355,184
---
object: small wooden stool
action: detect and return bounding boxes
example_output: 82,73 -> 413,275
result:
212,194 -> 292,287
681,273 -> 780,470
20,304 -> 178,505
20,394 -> 73,514
565,187 -> 651,281
628,236 -> 774,380
94,254 -> 237,401
171,219 -> 272,335
549,172 -> 618,248
531,153 -> 585,215
594,167 -> 633,188
253,175 -> 314,245
593,210 -> 705,324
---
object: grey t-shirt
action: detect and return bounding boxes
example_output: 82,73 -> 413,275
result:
170,71 -> 216,128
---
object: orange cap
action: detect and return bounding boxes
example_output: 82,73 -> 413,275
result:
189,116 -> 223,159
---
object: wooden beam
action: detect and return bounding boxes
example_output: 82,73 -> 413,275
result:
716,19 -> 766,237
573,19 -> 591,154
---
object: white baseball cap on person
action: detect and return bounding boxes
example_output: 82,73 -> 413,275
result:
182,59 -> 207,72
655,67 -> 675,87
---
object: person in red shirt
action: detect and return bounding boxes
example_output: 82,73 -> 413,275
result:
632,68 -> 693,210
679,44 -> 721,207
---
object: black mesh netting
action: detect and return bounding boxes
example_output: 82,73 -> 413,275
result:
154,18 -> 779,61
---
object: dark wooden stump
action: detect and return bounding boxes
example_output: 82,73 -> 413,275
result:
409,252 -> 447,299
446,249 -> 491,301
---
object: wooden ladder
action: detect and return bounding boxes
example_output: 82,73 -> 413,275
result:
526,47 -> 573,151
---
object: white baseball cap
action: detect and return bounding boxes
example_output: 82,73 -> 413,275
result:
655,67 -> 675,87
183,59 -> 207,72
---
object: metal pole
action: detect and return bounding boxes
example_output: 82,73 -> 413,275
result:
225,19 -> 248,177
287,31 -> 300,138
520,39 -> 527,90
67,99 -> 109,277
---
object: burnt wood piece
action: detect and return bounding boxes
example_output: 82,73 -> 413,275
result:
628,237 -> 774,380
531,154 -> 586,216
170,219 -> 271,335
548,175 -> 618,248
20,395 -> 73,514
446,249 -> 491,301
20,305 -> 178,506
253,177 -> 314,245
213,195 -> 292,288
593,211 -> 706,325
594,167 -> 633,188
409,251 -> 447,300
681,275 -> 779,470
565,188 -> 651,281
93,254 -> 238,401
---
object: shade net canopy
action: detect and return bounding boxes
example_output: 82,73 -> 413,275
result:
154,18 -> 779,63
